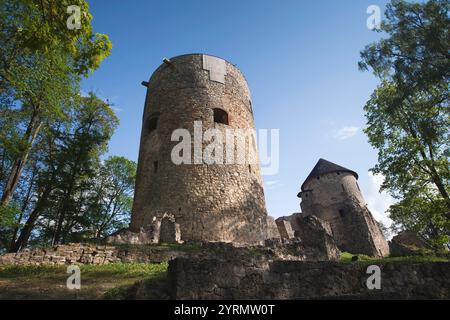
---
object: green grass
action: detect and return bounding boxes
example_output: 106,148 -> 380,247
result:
340,251 -> 449,264
0,262 -> 168,300
113,242 -> 202,254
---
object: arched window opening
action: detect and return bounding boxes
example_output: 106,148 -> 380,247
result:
153,161 -> 159,173
213,108 -> 229,125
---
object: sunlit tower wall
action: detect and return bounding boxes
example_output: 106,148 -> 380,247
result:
130,54 -> 268,244
298,159 -> 390,257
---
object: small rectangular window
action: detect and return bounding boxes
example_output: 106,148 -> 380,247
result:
153,161 -> 158,173
213,108 -> 229,125
148,117 -> 158,133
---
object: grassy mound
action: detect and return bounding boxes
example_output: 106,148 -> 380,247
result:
0,262 -> 167,300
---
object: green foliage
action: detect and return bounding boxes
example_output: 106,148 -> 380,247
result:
359,0 -> 449,92
32,93 -> 121,245
360,0 -> 450,246
0,1 -> 135,252
389,194 -> 450,245
0,0 -> 112,78
0,262 -> 168,279
87,156 -> 137,238
0,0 -> 112,210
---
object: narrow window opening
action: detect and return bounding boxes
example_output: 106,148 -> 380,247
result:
148,117 -> 158,133
213,108 -> 229,125
317,176 -> 320,180
339,209 -> 345,218
341,184 -> 345,192
248,164 -> 252,173
153,161 -> 158,173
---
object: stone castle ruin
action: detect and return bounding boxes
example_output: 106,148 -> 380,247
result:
279,159 -> 389,257
129,54 -> 268,244
110,54 -> 389,257
4,54 -> 449,300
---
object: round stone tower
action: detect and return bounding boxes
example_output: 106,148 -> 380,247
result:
298,159 -> 389,257
130,54 -> 268,244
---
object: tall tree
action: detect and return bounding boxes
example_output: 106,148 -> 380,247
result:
9,93 -> 118,251
90,156 -> 136,239
360,0 -> 449,245
0,0 -> 112,208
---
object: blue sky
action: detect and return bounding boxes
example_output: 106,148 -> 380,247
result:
82,0 -> 394,225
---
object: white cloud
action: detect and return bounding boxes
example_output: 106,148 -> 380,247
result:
334,126 -> 360,140
111,106 -> 123,113
264,180 -> 282,190
365,172 -> 396,238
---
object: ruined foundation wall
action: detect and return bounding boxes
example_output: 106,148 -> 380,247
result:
0,243 -> 185,265
169,258 -> 450,299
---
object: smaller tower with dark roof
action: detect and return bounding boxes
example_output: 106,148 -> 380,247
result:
297,159 -> 389,257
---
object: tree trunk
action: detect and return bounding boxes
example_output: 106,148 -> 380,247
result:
0,111 -> 42,207
10,179 -> 53,252
9,168 -> 35,252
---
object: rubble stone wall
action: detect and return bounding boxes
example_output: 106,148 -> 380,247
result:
0,243 -> 185,266
300,172 -> 389,257
131,54 -> 267,244
169,257 -> 450,299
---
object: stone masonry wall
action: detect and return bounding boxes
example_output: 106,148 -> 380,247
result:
131,54 -> 267,244
300,172 -> 389,257
0,239 -> 342,266
169,257 -> 450,299
0,243 -> 186,266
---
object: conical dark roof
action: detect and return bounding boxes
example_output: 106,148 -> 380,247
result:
301,158 -> 358,190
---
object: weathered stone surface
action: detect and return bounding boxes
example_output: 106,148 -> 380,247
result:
294,215 -> 341,261
130,54 -> 268,245
389,231 -> 431,257
168,257 -> 450,299
0,243 -> 187,266
0,240 -> 341,266
0,244 -> 113,265
159,213 -> 182,244
266,216 -> 280,239
281,212 -> 302,231
106,227 -> 155,245
107,214 -> 183,245
296,159 -> 390,257
275,219 -> 294,240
